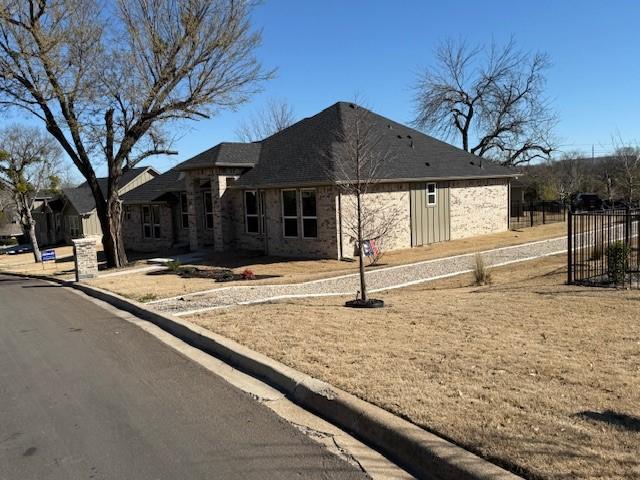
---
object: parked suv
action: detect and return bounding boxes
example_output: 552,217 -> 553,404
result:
571,193 -> 603,212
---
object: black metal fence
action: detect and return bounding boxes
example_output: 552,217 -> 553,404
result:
510,200 -> 567,230
568,208 -> 640,288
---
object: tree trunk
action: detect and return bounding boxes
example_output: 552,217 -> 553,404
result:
15,194 -> 41,263
96,190 -> 128,268
27,218 -> 42,263
356,191 -> 367,302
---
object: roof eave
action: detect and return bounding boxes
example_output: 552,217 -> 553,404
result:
229,173 -> 517,190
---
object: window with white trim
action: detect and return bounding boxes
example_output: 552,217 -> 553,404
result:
426,183 -> 437,206
68,215 -> 80,238
142,205 -> 161,238
301,189 -> 317,238
244,190 -> 260,234
179,192 -> 189,229
281,189 -> 298,237
202,191 -> 214,230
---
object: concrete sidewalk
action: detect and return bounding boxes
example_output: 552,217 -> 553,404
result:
149,236 -> 567,316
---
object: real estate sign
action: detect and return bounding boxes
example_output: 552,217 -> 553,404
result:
41,249 -> 56,262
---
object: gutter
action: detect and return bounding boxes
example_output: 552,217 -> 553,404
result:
228,174 -> 519,191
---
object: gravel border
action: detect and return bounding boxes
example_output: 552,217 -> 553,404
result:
150,236 -> 567,316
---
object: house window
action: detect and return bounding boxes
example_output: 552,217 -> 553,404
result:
124,206 -> 131,220
426,183 -> 437,206
244,190 -> 260,234
142,205 -> 161,238
55,213 -> 62,233
301,189 -> 317,238
281,189 -> 298,237
179,192 -> 189,229
203,191 -> 214,230
68,215 -> 80,238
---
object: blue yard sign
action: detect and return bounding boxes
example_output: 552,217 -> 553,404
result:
41,249 -> 56,262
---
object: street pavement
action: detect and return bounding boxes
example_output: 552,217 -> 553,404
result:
0,274 -> 369,480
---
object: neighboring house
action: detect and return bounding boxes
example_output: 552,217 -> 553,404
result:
0,204 -> 23,243
33,166 -> 158,246
123,102 -> 517,259
121,169 -> 189,252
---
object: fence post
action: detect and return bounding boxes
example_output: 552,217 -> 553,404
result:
567,209 -> 573,284
530,200 -> 534,228
542,202 -> 546,225
625,206 -> 631,247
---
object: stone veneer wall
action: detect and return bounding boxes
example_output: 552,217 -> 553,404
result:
449,178 -> 509,239
122,204 -> 189,252
72,237 -> 98,281
233,186 -> 338,258
338,183 -> 411,258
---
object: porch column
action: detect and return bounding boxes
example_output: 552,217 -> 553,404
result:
210,175 -> 226,252
186,176 -> 199,251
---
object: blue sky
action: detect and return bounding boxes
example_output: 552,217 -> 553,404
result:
152,0 -> 639,175
8,1 -> 640,180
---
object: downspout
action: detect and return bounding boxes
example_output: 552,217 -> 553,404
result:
262,190 -> 269,255
337,191 -> 343,259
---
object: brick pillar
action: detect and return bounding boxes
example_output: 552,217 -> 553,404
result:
72,237 -> 98,281
186,177 -> 199,251
211,175 -> 226,252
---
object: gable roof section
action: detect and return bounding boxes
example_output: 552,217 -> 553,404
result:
122,169 -> 185,205
65,166 -> 158,215
232,102 -> 516,189
176,143 -> 261,171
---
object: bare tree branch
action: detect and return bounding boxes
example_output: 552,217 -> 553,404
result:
412,37 -> 557,166
0,0 -> 272,267
235,97 -> 296,142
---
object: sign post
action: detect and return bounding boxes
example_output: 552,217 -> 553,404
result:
41,249 -> 56,271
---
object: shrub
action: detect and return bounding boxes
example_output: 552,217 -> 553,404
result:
473,253 -> 492,286
606,241 -> 630,285
241,268 -> 256,280
166,259 -> 182,272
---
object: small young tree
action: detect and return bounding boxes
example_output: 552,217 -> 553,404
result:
235,98 -> 296,142
0,0 -> 272,268
412,38 -> 557,166
328,102 -> 403,304
0,126 -> 61,262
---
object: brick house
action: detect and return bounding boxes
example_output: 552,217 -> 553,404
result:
123,102 -> 517,258
33,166 -> 158,246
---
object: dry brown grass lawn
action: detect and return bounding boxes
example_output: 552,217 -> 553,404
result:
188,254 -> 640,480
89,222 -> 567,301
0,245 -> 77,278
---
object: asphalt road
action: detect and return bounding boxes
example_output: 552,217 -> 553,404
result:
0,275 -> 368,480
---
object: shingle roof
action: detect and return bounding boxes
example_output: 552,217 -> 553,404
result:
122,169 -> 185,205
66,166 -> 157,214
62,186 -> 96,215
175,143 -> 261,171
232,102 -> 517,189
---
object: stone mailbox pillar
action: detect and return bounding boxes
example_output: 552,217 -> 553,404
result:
72,237 -> 98,281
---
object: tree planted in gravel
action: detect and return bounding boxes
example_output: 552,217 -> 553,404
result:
0,0 -> 272,268
328,102 -> 403,304
412,37 -> 557,166
0,126 -> 62,262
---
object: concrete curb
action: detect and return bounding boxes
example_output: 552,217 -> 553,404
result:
3,271 -> 523,480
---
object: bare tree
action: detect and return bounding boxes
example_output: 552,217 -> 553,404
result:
0,126 -> 61,262
328,102 -> 403,305
235,98 -> 296,142
412,38 -> 556,166
610,136 -> 640,204
0,0 -> 272,267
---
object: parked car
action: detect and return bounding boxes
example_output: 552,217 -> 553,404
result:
571,193 -> 603,212
0,243 -> 33,255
